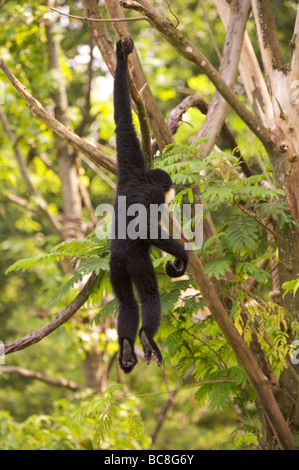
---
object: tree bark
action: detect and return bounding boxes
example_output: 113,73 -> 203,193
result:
213,0 -> 274,129
251,0 -> 299,313
196,0 -> 251,157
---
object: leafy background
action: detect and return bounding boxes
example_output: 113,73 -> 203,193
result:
0,0 -> 298,450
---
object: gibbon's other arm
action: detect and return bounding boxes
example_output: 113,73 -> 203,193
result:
152,226 -> 188,278
114,38 -> 145,172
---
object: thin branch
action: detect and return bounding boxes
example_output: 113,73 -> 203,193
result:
103,0 -> 175,151
198,0 -> 222,63
50,7 -> 148,23
80,153 -> 116,190
0,366 -> 83,391
75,32 -> 94,138
0,58 -> 117,175
4,272 -> 98,355
6,193 -> 36,211
151,366 -> 194,447
76,159 -> 98,225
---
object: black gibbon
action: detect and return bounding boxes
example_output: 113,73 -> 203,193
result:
109,37 -> 188,373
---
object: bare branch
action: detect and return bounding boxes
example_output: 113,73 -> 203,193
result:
75,33 -> 94,138
0,58 -> 117,175
80,153 -> 116,190
198,0 -> 221,63
50,6 -> 148,23
196,0 -> 252,157
103,0 -> 174,151
0,366 -> 83,391
120,0 -> 271,148
6,193 -> 36,211
213,0 -> 274,129
4,272 -> 98,355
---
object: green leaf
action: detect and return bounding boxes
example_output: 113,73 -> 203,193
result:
282,277 -> 299,297
128,416 -> 144,440
204,258 -> 231,280
223,216 -> 259,254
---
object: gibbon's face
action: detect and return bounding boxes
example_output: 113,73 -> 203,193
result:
165,187 -> 175,204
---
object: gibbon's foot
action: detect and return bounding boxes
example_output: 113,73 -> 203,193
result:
116,37 -> 134,59
140,329 -> 162,367
166,257 -> 187,278
119,338 -> 138,373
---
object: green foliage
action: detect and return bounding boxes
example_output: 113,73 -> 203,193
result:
0,387 -> 150,450
70,385 -> 149,449
1,2 -> 298,451
233,431 -> 259,450
5,233 -> 110,306
282,276 -> 299,298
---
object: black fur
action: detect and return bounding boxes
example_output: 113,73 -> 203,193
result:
110,38 -> 188,373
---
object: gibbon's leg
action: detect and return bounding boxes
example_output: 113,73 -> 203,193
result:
128,255 -> 163,367
110,259 -> 139,373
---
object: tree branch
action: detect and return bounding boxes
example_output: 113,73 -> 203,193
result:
50,6 -> 148,23
75,32 -> 94,138
0,58 -> 117,175
213,0 -> 274,129
167,209 -> 295,450
120,0 -> 271,148
251,0 -> 283,76
166,94 -> 254,177
4,272 -> 98,355
195,0 -> 251,157
0,366 -> 83,391
103,0 -> 175,151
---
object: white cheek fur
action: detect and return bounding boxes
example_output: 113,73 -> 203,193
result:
165,187 -> 175,204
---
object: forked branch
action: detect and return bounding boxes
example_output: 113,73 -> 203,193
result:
120,0 -> 271,148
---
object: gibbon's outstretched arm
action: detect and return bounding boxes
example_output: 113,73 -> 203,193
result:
114,38 -> 145,172
152,226 -> 188,278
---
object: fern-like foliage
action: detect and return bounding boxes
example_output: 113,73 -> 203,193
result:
6,233 -> 110,306
128,416 -> 144,440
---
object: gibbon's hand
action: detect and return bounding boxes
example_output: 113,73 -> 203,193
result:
166,256 -> 188,278
116,37 -> 134,60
